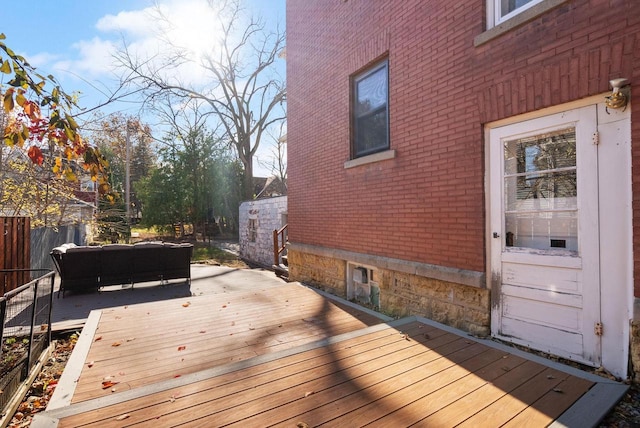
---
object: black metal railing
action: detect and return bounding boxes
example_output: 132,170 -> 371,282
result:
0,269 -> 55,414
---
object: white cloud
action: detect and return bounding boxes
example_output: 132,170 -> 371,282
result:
44,0 -> 224,87
95,7 -> 157,39
54,38 -> 119,78
90,0 -> 225,85
24,52 -> 62,70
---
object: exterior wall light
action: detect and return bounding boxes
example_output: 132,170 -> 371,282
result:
605,78 -> 630,112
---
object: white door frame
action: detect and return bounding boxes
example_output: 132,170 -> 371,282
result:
484,95 -> 632,379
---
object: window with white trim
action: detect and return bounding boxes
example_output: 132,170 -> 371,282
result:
352,60 -> 389,158
492,0 -> 544,26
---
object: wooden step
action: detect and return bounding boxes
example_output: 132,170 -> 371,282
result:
273,264 -> 289,279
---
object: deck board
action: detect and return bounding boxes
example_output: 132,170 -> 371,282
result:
32,283 -> 627,427
67,283 -> 384,404
55,324 -> 414,427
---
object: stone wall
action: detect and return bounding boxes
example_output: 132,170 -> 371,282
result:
381,270 -> 490,337
239,196 -> 287,268
632,298 -> 640,381
632,321 -> 640,382
288,245 -> 490,336
288,249 -> 346,296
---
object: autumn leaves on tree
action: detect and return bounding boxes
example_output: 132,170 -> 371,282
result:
0,33 -> 110,196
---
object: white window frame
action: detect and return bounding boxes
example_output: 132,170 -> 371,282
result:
488,0 -> 544,27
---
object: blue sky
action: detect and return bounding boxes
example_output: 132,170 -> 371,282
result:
1,0 -> 286,175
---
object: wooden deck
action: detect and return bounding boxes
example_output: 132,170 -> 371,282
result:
33,283 -> 626,427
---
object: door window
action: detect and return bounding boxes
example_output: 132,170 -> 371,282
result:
503,127 -> 578,253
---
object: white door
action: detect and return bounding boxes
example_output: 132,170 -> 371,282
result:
489,105 -> 601,366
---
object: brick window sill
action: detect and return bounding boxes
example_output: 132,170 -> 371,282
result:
344,149 -> 396,169
474,0 -> 568,47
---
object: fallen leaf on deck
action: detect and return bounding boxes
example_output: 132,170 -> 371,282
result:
553,388 -> 564,393
115,414 -> 130,421
87,361 -> 94,368
177,345 -> 186,351
297,422 -> 310,428
101,381 -> 119,389
126,337 -> 135,342
182,302 -> 191,307
222,305 -> 227,308
112,342 -> 121,347
94,336 -> 103,342
199,330 -> 206,334
304,391 -> 314,397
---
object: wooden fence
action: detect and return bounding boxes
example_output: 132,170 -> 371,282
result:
0,217 -> 31,294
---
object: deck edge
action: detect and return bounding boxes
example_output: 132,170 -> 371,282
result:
550,382 -> 630,428
299,283 -> 395,323
29,414 -> 59,428
46,309 -> 103,410
412,315 -> 623,385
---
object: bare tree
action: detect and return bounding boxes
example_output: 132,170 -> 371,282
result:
258,120 -> 287,186
114,0 -> 286,200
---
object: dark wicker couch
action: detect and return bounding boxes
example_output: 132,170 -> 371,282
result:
50,242 -> 193,297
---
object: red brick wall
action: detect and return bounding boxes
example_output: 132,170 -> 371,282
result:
287,0 -> 640,288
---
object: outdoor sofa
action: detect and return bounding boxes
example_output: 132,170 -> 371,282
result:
50,242 -> 193,297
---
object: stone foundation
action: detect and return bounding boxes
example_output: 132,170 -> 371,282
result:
288,245 -> 489,337
288,249 -> 346,296
632,321 -> 640,382
381,270 -> 490,337
632,298 -> 640,382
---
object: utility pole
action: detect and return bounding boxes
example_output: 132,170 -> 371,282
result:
125,122 -> 131,243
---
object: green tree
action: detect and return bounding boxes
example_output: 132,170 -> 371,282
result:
135,126 -> 243,237
134,154 -> 189,235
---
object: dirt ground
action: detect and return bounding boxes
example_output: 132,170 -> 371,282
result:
7,333 -> 77,427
